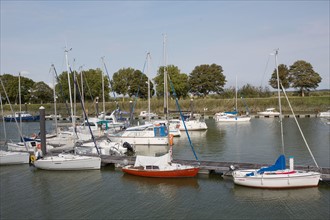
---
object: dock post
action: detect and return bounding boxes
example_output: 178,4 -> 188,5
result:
96,97 -> 99,117
39,106 -> 47,156
129,100 -> 133,125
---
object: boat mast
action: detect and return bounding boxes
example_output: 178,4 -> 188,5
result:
274,49 -> 285,154
163,34 -> 168,119
18,72 -> 22,133
0,92 -> 6,142
102,65 -> 105,118
64,48 -> 75,129
51,64 -> 58,136
79,66 -> 85,123
147,52 -> 151,122
235,76 -> 238,112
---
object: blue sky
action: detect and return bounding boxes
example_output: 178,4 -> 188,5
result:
1,1 -> 329,90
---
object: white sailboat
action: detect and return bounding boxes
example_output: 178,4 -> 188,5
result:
232,49 -> 321,188
0,78 -> 31,165
32,49 -> 101,170
33,153 -> 101,170
215,77 -> 251,122
107,53 -> 169,146
257,107 -> 280,116
142,52 -> 181,136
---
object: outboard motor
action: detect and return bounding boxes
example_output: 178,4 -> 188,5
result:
123,142 -> 134,155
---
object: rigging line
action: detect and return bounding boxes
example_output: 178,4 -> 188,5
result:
131,53 -> 149,118
260,54 -> 271,87
239,95 -> 250,114
53,65 -> 71,120
280,83 -> 319,169
101,57 -> 117,104
167,74 -> 199,163
81,69 -> 95,105
0,92 -> 7,143
73,73 -> 100,156
0,77 -> 29,152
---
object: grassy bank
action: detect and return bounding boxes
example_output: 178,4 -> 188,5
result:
1,96 -> 329,117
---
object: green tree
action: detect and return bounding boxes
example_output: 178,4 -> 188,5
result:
0,74 -> 18,103
189,64 -> 226,97
55,68 -> 110,102
81,68 -> 110,101
127,69 -> 154,99
239,84 -> 263,98
0,74 -> 34,104
269,64 -> 291,89
30,81 -> 53,104
289,60 -> 322,96
154,65 -> 189,99
112,68 -> 153,100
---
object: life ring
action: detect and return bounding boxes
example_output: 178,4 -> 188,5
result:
30,155 -> 36,162
169,134 -> 174,146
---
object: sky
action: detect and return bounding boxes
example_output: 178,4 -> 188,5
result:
1,1 -> 329,90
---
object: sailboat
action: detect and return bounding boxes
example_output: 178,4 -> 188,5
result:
214,76 -> 250,122
32,49 -> 101,170
121,35 -> 200,178
142,52 -> 180,136
0,81 -> 30,165
107,53 -> 171,146
232,49 -> 321,188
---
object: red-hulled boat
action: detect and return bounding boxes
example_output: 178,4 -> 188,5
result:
122,152 -> 199,178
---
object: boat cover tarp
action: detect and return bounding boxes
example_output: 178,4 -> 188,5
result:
246,154 -> 286,176
134,153 -> 171,167
126,124 -> 153,131
224,111 -> 238,115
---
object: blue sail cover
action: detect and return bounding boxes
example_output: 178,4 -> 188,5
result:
246,155 -> 286,176
224,111 -> 238,115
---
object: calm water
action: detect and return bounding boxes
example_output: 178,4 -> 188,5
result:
1,118 -> 329,220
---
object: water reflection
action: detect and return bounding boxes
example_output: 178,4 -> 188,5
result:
232,185 -> 321,202
121,174 -> 200,199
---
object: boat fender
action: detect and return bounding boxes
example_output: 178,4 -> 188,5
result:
30,155 -> 36,163
169,134 -> 174,146
37,143 -> 41,149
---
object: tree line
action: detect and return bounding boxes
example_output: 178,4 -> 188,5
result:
0,60 -> 322,104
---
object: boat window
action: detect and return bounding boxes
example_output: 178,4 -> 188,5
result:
146,165 -> 159,170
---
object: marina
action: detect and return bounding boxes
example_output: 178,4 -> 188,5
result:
1,117 -> 329,219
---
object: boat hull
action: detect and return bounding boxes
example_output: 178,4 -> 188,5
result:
0,151 -> 30,165
4,115 -> 40,122
233,169 -> 321,189
122,167 -> 199,178
33,154 -> 101,170
108,136 -> 168,145
179,121 -> 208,131
215,116 -> 251,122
